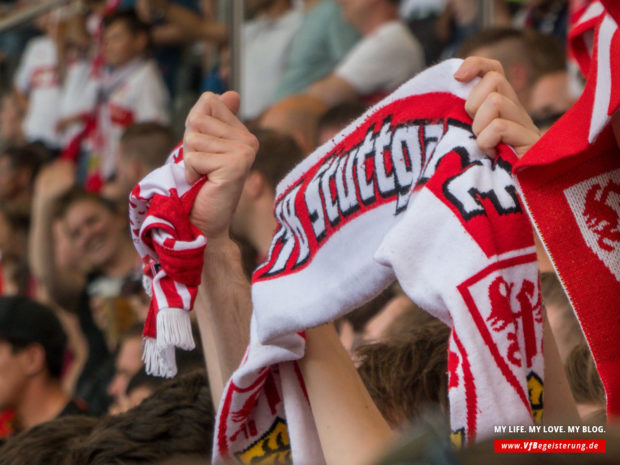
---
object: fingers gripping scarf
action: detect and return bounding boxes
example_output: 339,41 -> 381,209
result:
129,145 -> 206,377
213,59 -> 543,465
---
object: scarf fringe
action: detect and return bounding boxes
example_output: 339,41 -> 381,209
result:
156,307 -> 195,351
143,337 -> 177,378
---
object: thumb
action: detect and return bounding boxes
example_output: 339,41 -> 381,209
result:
220,91 -> 241,116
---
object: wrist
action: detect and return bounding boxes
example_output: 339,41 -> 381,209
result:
202,234 -> 240,275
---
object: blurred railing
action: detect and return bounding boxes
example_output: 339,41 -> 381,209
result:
0,0 -> 72,33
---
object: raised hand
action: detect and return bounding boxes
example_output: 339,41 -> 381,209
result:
454,57 -> 541,158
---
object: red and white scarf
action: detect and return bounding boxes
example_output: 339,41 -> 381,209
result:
515,0 -> 620,419
129,145 -> 206,377
213,59 -> 543,464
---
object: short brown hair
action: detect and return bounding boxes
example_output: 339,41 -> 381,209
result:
457,28 -> 565,84
70,370 -> 214,464
356,319 -> 450,428
252,128 -> 304,189
0,415 -> 98,465
565,343 -> 605,406
120,122 -> 177,172
52,187 -> 117,222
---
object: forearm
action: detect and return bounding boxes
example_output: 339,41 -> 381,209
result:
306,75 -> 358,107
543,310 -> 580,424
194,237 -> 251,406
165,4 -> 228,45
28,199 -> 82,311
299,323 -> 395,465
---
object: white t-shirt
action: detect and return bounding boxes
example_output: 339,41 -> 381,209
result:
14,36 -> 62,148
336,21 -> 425,97
59,60 -> 99,147
240,9 -> 302,120
90,59 -> 170,179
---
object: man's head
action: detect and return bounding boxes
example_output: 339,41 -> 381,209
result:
316,100 -> 366,146
458,28 -> 566,108
356,319 -> 450,429
54,188 -> 125,272
0,205 -> 29,261
0,145 -> 44,204
72,371 -> 214,464
102,10 -> 150,68
528,70 -> 575,133
231,129 -> 304,241
0,415 -> 98,465
0,297 -> 67,411
116,122 -> 177,198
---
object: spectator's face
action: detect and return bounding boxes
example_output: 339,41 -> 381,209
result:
0,341 -> 28,410
103,21 -> 145,68
528,71 -> 574,133
63,200 -> 121,270
107,336 -> 143,410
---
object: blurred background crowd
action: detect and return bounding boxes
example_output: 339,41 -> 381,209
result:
0,0 -> 614,463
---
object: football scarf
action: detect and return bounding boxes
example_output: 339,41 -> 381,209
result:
514,0 -> 620,418
213,59 -> 543,465
129,145 -> 206,377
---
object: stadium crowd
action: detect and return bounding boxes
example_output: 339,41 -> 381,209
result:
0,0 -> 618,463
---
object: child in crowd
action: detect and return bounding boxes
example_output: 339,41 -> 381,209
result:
84,10 -> 170,188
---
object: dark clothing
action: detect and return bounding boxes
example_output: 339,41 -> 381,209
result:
74,273 -> 114,416
58,398 -> 91,417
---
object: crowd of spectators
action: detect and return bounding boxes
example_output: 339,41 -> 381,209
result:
0,0 -> 617,463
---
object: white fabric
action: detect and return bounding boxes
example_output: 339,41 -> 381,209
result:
92,59 -> 169,179
214,59 -> 543,463
13,36 -> 62,148
58,60 -> 98,147
240,8 -> 302,120
335,20 -> 425,96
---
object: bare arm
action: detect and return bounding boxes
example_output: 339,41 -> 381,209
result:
306,74 -> 359,107
194,237 -> 251,405
29,161 -> 85,312
165,4 -> 227,45
182,91 -> 258,405
543,310 -> 580,424
137,0 -> 228,46
299,323 -> 396,465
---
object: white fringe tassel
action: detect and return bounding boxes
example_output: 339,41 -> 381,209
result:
142,337 -> 177,378
156,307 -> 196,351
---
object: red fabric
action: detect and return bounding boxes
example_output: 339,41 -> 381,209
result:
0,410 -> 15,439
515,2 -> 620,418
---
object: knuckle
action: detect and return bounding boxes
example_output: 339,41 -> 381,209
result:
488,92 -> 503,109
490,118 -> 508,133
487,71 -> 503,85
464,99 -> 476,117
185,113 -> 198,129
489,59 -> 503,72
246,133 -> 259,153
184,131 -> 198,149
199,91 -> 216,104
